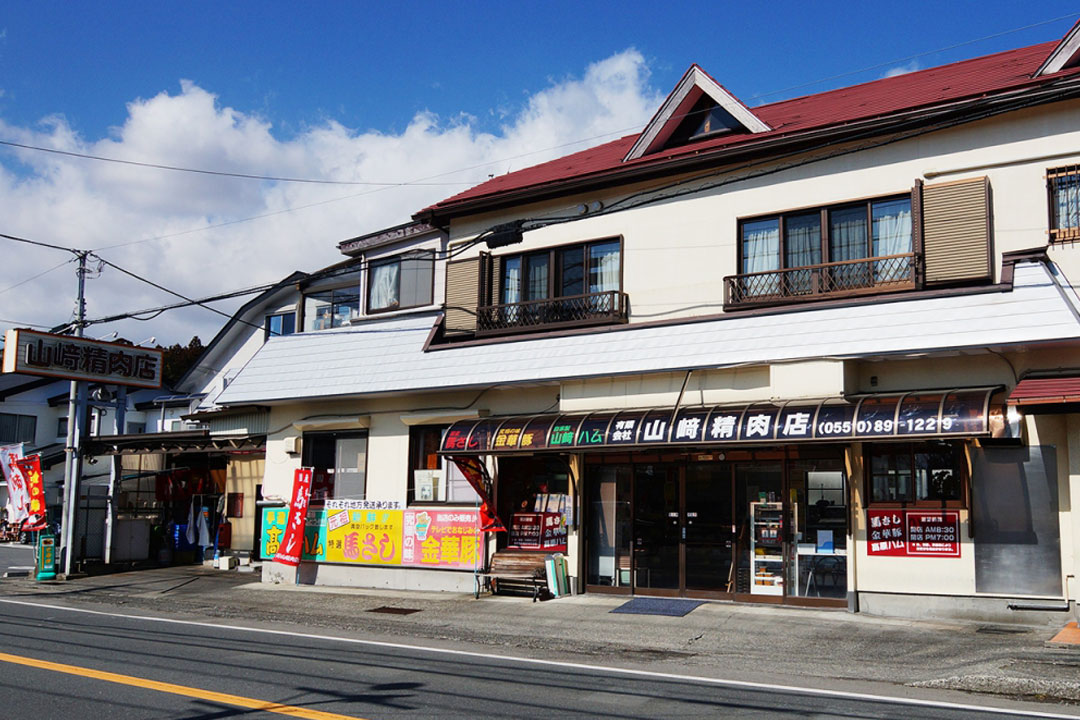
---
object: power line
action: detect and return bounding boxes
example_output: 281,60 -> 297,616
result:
0,258 -> 75,297
0,139 -> 477,187
0,232 -> 81,254
748,13 -> 1080,101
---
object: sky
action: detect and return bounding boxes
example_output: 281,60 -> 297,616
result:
0,2 -> 1078,348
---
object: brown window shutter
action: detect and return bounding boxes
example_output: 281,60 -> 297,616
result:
444,257 -> 480,334
922,176 -> 992,284
490,255 -> 503,305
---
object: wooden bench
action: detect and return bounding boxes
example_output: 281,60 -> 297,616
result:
475,550 -> 549,601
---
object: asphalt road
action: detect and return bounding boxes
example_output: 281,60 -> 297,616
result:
0,598 -> 1076,720
0,542 -> 35,577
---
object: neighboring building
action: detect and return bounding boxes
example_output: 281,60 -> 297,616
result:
215,25 -> 1080,622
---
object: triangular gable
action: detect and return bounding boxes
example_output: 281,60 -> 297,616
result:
624,65 -> 771,162
1034,19 -> 1080,77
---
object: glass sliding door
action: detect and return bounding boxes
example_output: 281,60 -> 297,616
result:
632,464 -> 680,591
684,463 -> 735,592
786,460 -> 848,600
586,465 -> 632,588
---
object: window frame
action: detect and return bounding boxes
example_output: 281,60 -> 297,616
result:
366,249 -> 436,315
301,283 -> 361,331
737,192 -> 914,276
301,430 -> 369,502
1048,164 -> 1080,243
0,412 -> 36,444
406,425 -> 479,506
264,311 -> 296,340
498,236 -> 623,305
864,441 -> 968,509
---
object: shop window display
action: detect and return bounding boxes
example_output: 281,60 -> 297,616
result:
302,431 -> 367,501
496,456 -> 571,551
408,426 -> 479,504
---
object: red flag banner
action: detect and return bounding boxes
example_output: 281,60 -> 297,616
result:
273,468 -> 313,566
450,456 -> 505,533
13,455 -> 45,531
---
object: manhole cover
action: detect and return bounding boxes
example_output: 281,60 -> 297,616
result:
368,606 -> 421,615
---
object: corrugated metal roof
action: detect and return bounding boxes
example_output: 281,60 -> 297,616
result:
1008,375 -> 1080,405
426,41 -> 1074,213
217,263 -> 1080,405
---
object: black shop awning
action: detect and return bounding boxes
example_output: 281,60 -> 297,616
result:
439,387 -> 1005,455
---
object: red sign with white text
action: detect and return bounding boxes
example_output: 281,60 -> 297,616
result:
273,468 -> 313,566
867,509 -> 960,557
14,455 -> 46,531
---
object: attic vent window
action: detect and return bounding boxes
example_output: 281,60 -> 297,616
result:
690,106 -> 736,140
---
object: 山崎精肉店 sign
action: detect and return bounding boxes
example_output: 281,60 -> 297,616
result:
2,329 -> 164,388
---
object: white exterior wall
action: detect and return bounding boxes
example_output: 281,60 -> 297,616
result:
445,99 -> 1080,325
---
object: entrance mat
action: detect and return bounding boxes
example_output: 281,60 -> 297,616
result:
610,598 -> 704,617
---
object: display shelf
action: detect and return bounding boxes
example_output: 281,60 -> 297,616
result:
750,501 -> 784,596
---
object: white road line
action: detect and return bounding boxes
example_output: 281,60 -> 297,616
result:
0,597 -> 1074,719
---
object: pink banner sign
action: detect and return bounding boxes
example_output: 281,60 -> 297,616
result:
273,468 -> 313,567
402,509 -> 482,569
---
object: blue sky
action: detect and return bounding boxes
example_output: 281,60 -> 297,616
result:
0,2 -> 1077,343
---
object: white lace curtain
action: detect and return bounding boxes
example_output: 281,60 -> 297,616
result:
589,245 -> 620,292
369,263 -> 399,310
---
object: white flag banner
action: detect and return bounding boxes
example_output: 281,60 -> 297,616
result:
0,443 -> 29,525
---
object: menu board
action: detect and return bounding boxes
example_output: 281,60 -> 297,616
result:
508,511 -> 566,551
867,509 -> 960,557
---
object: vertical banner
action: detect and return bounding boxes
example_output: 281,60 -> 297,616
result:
273,468 -> 312,567
1,443 -> 29,525
14,455 -> 46,530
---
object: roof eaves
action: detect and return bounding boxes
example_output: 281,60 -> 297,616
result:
1035,19 -> 1080,77
419,73 -> 1080,225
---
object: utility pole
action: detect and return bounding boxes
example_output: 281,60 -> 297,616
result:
60,251 -> 89,577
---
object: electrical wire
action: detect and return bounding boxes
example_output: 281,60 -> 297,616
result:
747,13 -> 1080,102
0,258 -> 75,297
0,139 -> 477,187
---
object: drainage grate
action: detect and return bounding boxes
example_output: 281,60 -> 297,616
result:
976,625 -> 1031,635
368,606 -> 421,615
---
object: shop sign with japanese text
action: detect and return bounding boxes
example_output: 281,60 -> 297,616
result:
509,511 -> 566,551
2,328 -> 164,388
14,455 -> 46,530
273,468 -> 313,566
324,508 -> 403,565
401,509 -> 482,569
867,509 -> 960,557
261,507 -> 325,561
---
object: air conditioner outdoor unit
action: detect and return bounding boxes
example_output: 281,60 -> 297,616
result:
283,436 -> 300,455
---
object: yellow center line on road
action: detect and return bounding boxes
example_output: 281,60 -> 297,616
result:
0,651 -> 367,720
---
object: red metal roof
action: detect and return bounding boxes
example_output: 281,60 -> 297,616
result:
425,40 -> 1077,215
1008,376 -> 1080,405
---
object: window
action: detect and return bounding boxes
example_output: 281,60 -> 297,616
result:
303,286 -> 360,331
0,413 -> 36,444
302,431 -> 368,501
734,195 -> 914,300
407,426 -> 479,504
867,442 -> 965,506
502,239 -> 620,304
1049,165 -> 1080,242
125,422 -> 146,435
367,250 -> 435,313
57,417 -> 68,439
264,311 -> 296,340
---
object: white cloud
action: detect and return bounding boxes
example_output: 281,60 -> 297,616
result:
0,50 -> 661,346
882,61 -> 920,79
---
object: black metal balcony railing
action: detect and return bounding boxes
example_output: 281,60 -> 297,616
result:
724,253 -> 918,308
477,290 -> 629,335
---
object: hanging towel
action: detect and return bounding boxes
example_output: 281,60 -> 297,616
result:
185,499 -> 197,545
196,506 -> 211,547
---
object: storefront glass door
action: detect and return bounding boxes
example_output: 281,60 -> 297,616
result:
585,466 -> 632,587
734,464 -> 783,596
684,463 -> 735,592
786,460 -> 848,600
632,465 -> 680,591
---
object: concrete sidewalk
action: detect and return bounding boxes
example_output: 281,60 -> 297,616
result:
3,564 -> 1079,705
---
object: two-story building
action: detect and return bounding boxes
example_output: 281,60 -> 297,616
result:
218,24 -> 1080,622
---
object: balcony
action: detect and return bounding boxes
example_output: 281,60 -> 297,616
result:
476,290 -> 629,336
724,253 -> 918,309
